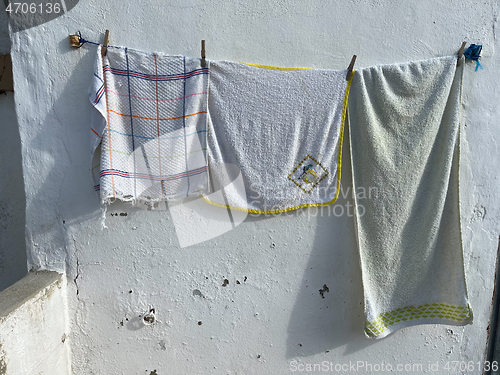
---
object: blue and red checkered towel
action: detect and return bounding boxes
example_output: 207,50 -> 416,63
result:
90,45 -> 209,207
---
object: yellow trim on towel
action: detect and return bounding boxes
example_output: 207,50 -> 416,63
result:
241,62 -> 311,71
365,303 -> 473,338
202,70 -> 355,214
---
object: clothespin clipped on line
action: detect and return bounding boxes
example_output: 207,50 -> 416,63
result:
457,41 -> 466,67
201,40 -> 206,68
101,30 -> 110,57
346,55 -> 356,81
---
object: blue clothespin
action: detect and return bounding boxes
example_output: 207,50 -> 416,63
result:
464,44 -> 482,71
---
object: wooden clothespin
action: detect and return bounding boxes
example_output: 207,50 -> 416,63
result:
457,41 -> 466,67
101,30 -> 110,57
201,40 -> 206,68
69,34 -> 81,47
346,55 -> 356,81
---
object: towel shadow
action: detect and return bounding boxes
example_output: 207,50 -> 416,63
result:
285,126 -> 378,358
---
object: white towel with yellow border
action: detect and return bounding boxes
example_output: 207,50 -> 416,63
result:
204,61 -> 353,214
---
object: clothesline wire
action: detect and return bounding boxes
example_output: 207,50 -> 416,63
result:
76,31 -> 120,50
75,32 -> 483,69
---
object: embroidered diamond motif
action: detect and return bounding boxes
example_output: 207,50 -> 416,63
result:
288,155 -> 329,194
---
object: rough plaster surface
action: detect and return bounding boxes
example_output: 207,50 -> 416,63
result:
0,271 -> 71,374
7,0 -> 500,373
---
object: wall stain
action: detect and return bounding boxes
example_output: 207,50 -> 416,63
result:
222,279 -> 229,287
319,284 -> 329,298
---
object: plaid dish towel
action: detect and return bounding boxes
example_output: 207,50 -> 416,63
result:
90,45 -> 209,207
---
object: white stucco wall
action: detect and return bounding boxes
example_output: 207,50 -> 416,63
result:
7,0 -> 500,374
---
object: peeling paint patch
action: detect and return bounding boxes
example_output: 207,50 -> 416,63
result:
158,340 -> 166,350
192,289 -> 205,298
470,205 -> 486,223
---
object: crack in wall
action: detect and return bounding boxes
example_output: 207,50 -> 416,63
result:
71,236 -> 80,296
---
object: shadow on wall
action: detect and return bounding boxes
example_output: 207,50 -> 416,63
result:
0,92 -> 27,291
286,124 -> 378,358
3,0 -> 80,33
23,35 -> 104,272
0,8 -> 27,291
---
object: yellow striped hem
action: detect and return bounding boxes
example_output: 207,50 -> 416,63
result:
365,303 -> 473,337
241,62 -> 311,71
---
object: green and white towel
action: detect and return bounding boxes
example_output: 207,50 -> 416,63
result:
348,56 -> 473,339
